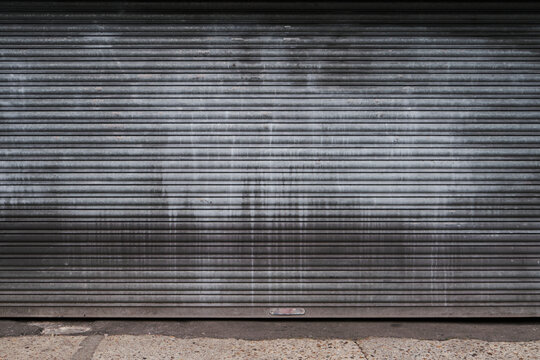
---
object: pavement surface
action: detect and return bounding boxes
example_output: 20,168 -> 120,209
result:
1,319 -> 540,341
0,320 -> 538,359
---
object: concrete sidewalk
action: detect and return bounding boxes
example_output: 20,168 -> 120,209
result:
0,334 -> 539,360
0,320 -> 539,359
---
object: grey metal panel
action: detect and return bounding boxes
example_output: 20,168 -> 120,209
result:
0,1 -> 539,317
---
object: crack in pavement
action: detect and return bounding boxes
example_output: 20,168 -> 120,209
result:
354,339 -> 370,359
71,335 -> 104,360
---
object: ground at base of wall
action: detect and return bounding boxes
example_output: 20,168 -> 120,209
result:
0,335 -> 539,360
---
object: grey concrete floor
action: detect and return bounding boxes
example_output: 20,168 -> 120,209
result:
1,319 -> 539,341
0,320 -> 539,359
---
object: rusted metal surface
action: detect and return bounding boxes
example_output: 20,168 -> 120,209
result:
0,1 -> 539,317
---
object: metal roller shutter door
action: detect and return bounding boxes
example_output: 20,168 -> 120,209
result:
0,1 -> 539,318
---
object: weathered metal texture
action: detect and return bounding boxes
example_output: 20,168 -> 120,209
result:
0,1 -> 540,317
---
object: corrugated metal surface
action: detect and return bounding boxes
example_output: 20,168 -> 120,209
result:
1,1 -> 540,317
